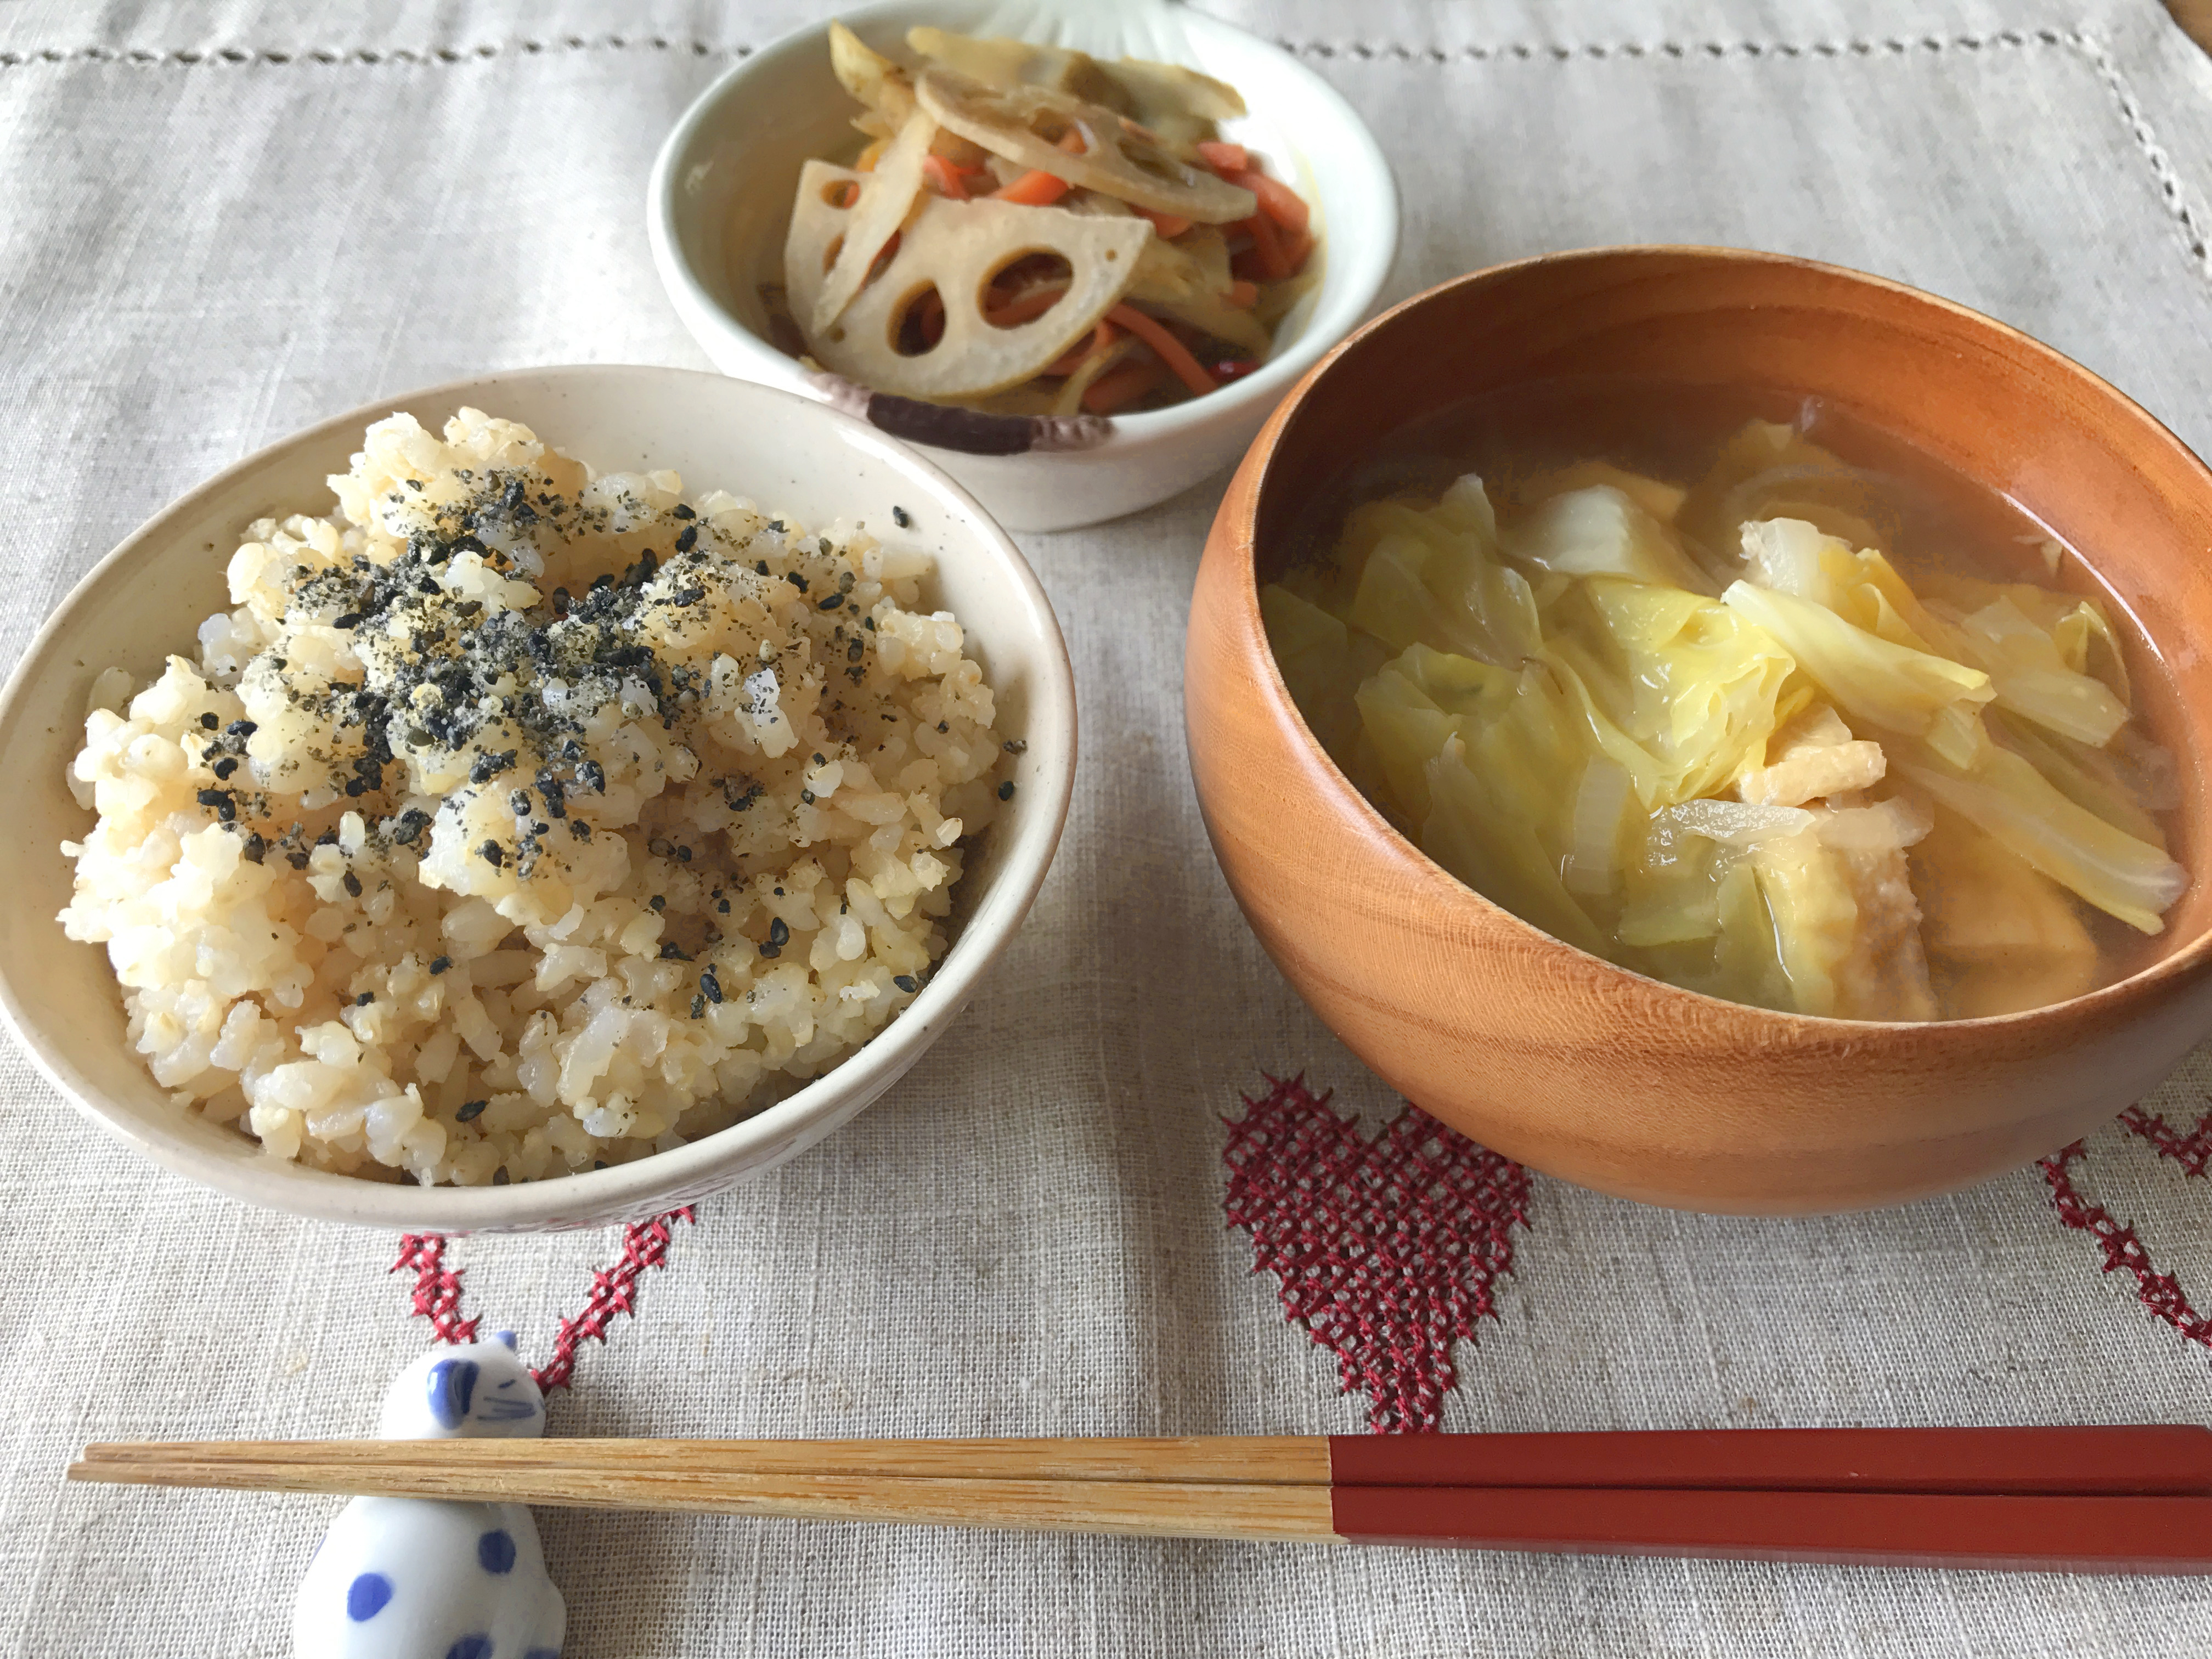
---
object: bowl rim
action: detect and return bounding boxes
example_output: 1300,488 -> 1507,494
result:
644,0 -> 1401,449
1221,241 -> 2212,1035
0,363 -> 1078,1231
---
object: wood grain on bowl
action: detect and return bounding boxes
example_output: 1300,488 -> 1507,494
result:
1185,247 -> 2212,1214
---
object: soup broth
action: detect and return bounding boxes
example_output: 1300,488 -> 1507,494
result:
1260,377 -> 2196,1022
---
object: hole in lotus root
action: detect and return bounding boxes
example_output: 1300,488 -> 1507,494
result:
822,178 -> 861,208
983,252 -> 1074,330
893,284 -> 946,357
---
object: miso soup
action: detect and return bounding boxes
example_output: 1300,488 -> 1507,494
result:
1260,379 -> 2193,1022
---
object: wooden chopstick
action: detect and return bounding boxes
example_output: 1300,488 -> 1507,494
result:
72,1425 -> 2212,1494
67,1429 -> 2212,1572
72,1435 -> 1334,1488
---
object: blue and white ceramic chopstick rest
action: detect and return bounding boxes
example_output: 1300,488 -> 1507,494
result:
294,1335 -> 565,1659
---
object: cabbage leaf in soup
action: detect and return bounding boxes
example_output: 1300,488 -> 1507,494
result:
1261,420 -> 2188,1022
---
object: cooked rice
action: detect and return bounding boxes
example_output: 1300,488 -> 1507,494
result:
59,409 -> 1006,1185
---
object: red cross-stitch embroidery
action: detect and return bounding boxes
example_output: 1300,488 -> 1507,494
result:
392,1234 -> 481,1345
1223,1075 -> 1531,1433
2041,1105 -> 2212,1353
535,1210 -> 692,1392
391,1208 -> 696,1392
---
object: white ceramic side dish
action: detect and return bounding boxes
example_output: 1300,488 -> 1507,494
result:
647,0 -> 1400,532
0,366 -> 1077,1231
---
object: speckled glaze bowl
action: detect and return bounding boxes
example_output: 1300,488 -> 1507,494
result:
1187,247 -> 2212,1215
0,365 -> 1076,1232
648,0 -> 1398,531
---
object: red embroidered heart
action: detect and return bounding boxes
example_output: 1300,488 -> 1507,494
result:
1223,1075 -> 1530,1433
393,1208 -> 696,1392
2117,1103 -> 2212,1178
2041,1107 -> 2212,1350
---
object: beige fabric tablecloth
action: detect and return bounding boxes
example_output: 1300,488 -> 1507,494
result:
7,1 -> 2212,1652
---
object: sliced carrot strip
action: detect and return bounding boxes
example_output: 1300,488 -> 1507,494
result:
1082,358 -> 1170,414
1227,279 -> 1260,308
1105,303 -> 1218,397
1136,207 -> 1194,239
1197,139 -> 1249,174
992,168 -> 1071,206
1279,229 -> 1316,274
921,155 -> 969,201
983,283 -> 1071,326
1045,320 -> 1119,376
1240,212 -> 1290,281
1231,169 -> 1310,236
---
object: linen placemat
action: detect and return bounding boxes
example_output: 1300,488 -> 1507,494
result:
6,1 -> 2212,1652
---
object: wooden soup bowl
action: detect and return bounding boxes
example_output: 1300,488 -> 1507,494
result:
1186,246 -> 2212,1214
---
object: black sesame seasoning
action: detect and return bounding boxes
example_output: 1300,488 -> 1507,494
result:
492,1167 -> 510,1186
478,840 -> 505,868
341,870 -> 363,898
227,719 -> 257,738
894,975 -> 918,992
998,780 -> 1016,800
1003,738 -> 1026,754
648,894 -> 665,911
354,991 -> 375,1006
786,571 -> 809,592
674,524 -> 697,554
241,833 -> 267,864
690,993 -> 705,1019
819,594 -> 843,610
196,788 -> 235,822
428,955 -> 451,975
212,757 -> 238,780
767,917 -> 789,947
332,612 -> 363,629
673,503 -> 695,520
456,1098 -> 488,1121
658,941 -> 691,961
891,505 -> 911,528
199,713 -> 218,730
700,968 -> 723,1004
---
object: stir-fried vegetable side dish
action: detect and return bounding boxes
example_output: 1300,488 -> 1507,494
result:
1263,416 -> 2191,1022
772,24 -> 1319,417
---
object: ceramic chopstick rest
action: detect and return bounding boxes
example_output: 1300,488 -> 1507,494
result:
293,1334 -> 565,1659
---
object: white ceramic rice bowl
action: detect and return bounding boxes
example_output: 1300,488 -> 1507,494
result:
0,366 -> 1076,1231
